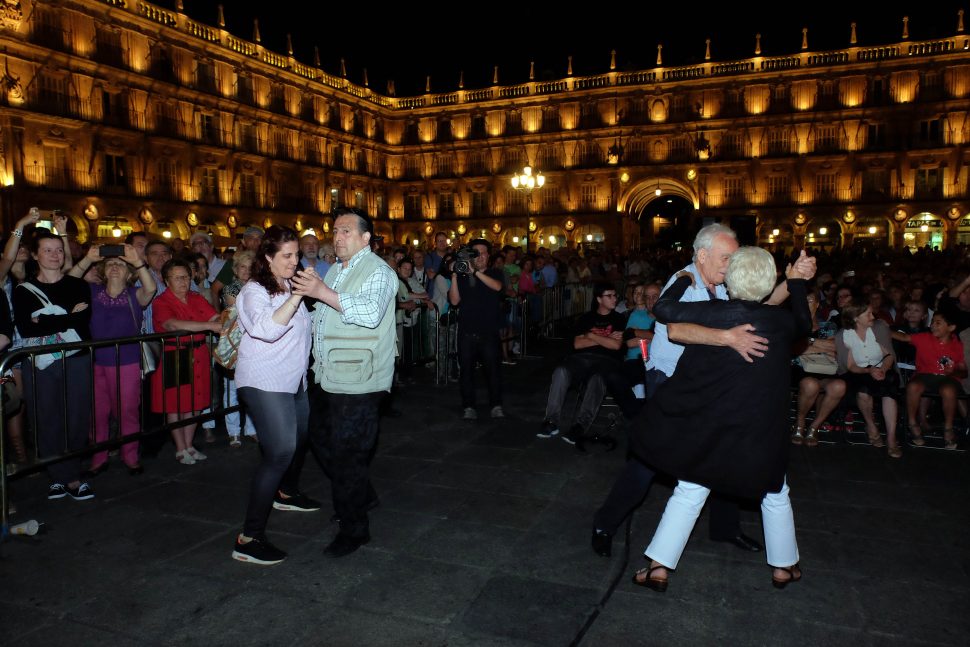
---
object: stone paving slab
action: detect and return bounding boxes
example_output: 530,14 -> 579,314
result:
2,349 -> 969,646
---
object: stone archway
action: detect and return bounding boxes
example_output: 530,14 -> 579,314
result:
618,176 -> 700,218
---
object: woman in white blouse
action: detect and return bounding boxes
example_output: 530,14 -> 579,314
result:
838,301 -> 900,458
230,226 -> 316,566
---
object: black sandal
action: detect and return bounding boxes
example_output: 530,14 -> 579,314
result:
632,562 -> 669,593
771,563 -> 802,589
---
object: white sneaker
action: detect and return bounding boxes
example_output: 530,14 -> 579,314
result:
462,407 -> 477,420
186,447 -> 207,461
490,406 -> 505,419
175,451 -> 196,465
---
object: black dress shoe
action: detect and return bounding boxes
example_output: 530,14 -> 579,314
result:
591,529 -> 612,557
716,533 -> 763,552
323,533 -> 370,558
329,497 -> 381,523
126,464 -> 144,476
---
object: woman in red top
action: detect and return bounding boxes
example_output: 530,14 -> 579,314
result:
151,258 -> 221,464
894,310 -> 966,449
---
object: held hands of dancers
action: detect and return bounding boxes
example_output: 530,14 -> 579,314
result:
291,267 -> 326,301
785,250 -> 816,281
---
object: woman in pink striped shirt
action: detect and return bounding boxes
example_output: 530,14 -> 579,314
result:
230,226 -> 316,566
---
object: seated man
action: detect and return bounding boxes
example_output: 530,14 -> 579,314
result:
537,282 -> 625,445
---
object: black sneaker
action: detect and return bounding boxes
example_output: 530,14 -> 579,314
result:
536,419 -> 560,439
273,491 -> 322,512
231,536 -> 287,565
48,483 -> 68,500
67,482 -> 95,501
562,423 -> 584,446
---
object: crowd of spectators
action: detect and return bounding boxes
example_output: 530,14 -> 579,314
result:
2,208 -> 967,510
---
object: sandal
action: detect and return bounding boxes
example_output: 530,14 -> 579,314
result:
771,563 -> 802,589
632,562 -> 669,593
944,428 -> 958,450
790,426 -> 804,445
804,428 -> 819,447
887,444 -> 902,459
908,422 -> 925,447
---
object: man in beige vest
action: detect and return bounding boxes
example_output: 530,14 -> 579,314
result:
292,208 -> 397,558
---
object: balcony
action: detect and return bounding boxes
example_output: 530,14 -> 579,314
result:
238,135 -> 264,155
24,165 -> 89,191
195,73 -> 218,94
577,197 -> 611,213
234,188 -> 265,208
144,178 -> 183,201
154,115 -> 181,138
713,142 -> 752,161
24,90 -> 97,121
30,26 -> 73,53
93,43 -> 126,68
914,185 -> 944,200
271,194 -> 317,212
197,127 -> 230,147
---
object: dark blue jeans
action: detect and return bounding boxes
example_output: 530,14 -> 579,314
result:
238,387 -> 309,539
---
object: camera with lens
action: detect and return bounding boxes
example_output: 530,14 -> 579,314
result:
453,245 -> 480,275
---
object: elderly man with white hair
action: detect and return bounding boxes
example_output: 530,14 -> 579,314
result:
630,246 -> 815,592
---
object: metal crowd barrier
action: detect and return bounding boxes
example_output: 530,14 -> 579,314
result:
487,283 -> 596,361
399,303 -> 440,378
0,330 -> 237,536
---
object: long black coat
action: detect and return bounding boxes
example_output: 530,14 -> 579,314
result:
631,278 -> 811,499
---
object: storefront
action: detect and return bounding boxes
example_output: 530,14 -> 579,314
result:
903,212 -> 944,250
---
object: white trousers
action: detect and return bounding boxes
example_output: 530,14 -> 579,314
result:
645,478 -> 799,569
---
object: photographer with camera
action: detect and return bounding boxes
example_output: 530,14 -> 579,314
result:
448,239 -> 506,420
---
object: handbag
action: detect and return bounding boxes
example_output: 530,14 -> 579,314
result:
125,292 -> 156,377
798,352 -> 837,376
18,282 -> 81,371
213,306 -> 242,370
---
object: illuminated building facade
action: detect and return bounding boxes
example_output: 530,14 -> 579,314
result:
1,1 -> 969,252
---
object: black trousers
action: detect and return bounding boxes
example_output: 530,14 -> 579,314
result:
593,368 -> 744,539
310,390 -> 384,539
457,329 -> 502,409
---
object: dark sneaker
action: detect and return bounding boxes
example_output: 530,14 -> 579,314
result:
273,491 -> 322,512
562,423 -> 584,446
536,419 -> 560,439
232,536 -> 287,565
48,483 -> 68,499
67,482 -> 95,501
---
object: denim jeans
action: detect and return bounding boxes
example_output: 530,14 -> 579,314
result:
544,353 -> 619,428
238,387 -> 309,538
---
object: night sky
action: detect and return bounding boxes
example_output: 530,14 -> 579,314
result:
179,1 -> 967,96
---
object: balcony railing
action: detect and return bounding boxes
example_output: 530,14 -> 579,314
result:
24,165 -> 91,191
234,188 -> 265,208
30,26 -> 73,53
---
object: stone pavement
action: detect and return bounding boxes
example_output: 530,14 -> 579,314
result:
1,345 -> 968,647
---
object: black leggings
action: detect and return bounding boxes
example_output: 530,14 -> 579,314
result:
238,387 -> 309,539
